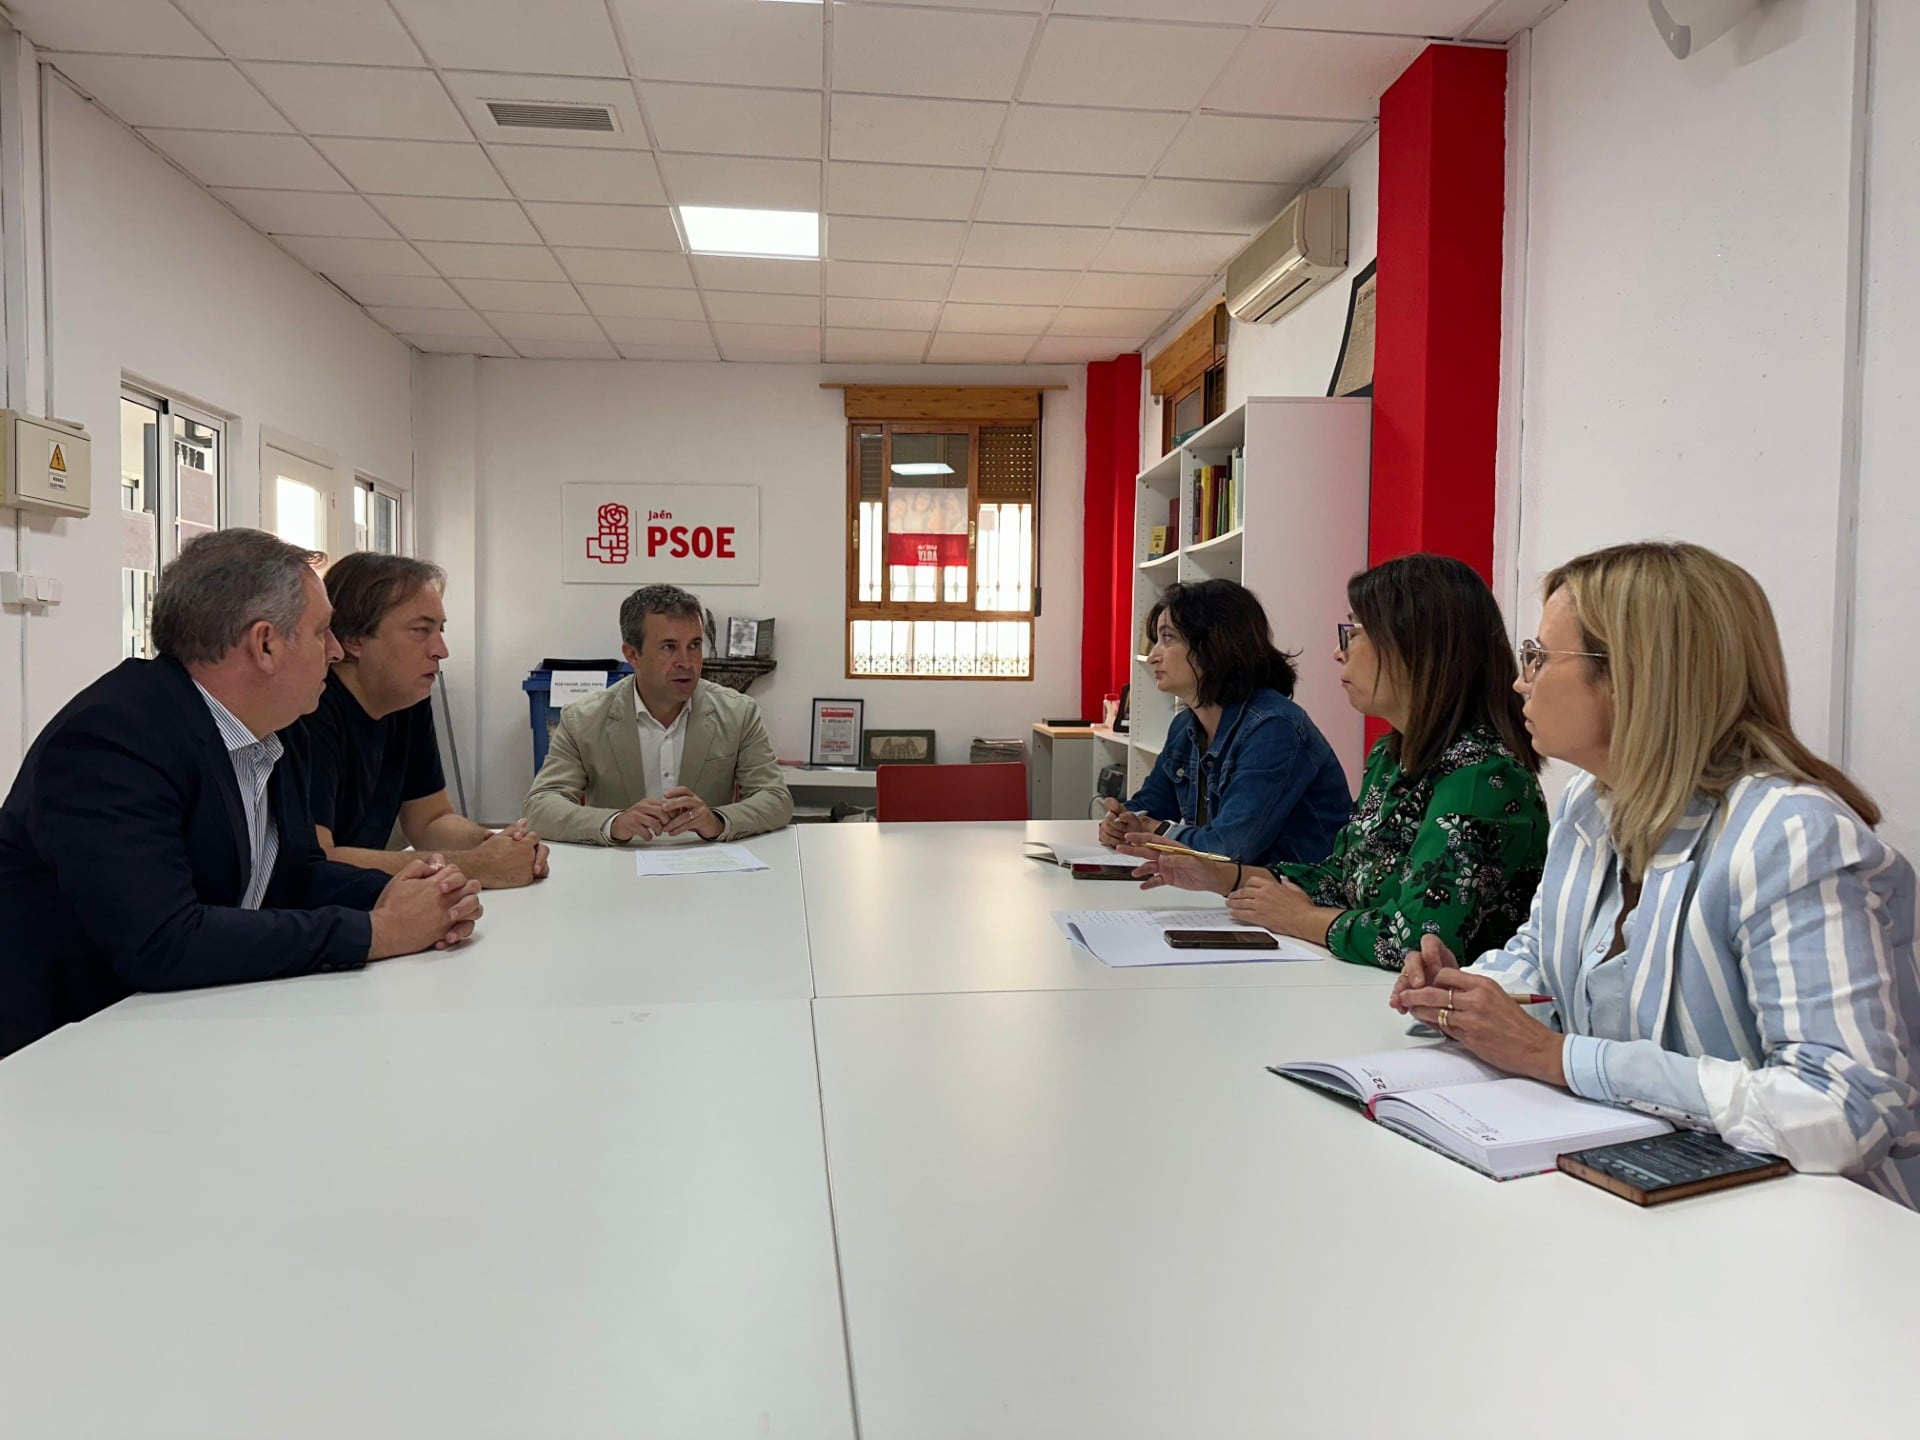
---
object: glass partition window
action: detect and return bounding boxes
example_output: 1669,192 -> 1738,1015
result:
119,386 -> 226,658
354,478 -> 402,555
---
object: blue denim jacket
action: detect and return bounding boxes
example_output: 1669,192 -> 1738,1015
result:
1127,687 -> 1351,867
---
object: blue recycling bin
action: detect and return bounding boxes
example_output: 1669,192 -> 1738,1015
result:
524,660 -> 631,772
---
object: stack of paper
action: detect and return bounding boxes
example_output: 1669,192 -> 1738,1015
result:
1051,907 -> 1322,967
632,844 -> 770,878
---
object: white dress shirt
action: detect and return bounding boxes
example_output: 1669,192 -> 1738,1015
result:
193,681 -> 283,910
602,696 -> 730,842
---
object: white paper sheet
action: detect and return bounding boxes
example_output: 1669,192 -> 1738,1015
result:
548,671 -> 606,707
1026,841 -> 1127,868
633,844 -> 770,878
1050,907 -> 1322,967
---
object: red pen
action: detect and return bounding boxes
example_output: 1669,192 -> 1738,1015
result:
1510,993 -> 1557,1004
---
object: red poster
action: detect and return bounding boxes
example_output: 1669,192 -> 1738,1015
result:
885,532 -> 969,568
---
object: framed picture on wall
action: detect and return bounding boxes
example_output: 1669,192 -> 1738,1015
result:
862,729 -> 937,768
810,698 -> 864,766
1327,258 -> 1378,399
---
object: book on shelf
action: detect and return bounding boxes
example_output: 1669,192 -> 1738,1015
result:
1269,1046 -> 1672,1181
1147,524 -> 1168,558
1190,462 -> 1240,545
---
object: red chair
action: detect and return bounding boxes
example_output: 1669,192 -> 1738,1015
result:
875,763 -> 1029,822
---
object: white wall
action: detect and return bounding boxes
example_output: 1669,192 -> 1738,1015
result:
418,357 -> 1086,823
1514,0 -> 1865,758
0,67 -> 412,786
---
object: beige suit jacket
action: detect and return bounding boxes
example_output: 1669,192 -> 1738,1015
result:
522,676 -> 793,846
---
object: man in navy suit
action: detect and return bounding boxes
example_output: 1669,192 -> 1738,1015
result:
0,528 -> 485,1057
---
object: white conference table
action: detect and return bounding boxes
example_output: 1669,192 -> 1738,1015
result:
6,817 -> 1918,1437
802,821 -> 1387,996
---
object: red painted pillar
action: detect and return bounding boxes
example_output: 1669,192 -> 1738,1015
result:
1370,44 -> 1508,580
1080,354 -> 1143,717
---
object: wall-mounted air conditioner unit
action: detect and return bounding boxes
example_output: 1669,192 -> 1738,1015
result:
1224,187 -> 1349,325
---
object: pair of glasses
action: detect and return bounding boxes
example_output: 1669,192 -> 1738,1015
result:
1336,621 -> 1362,655
1518,638 -> 1607,681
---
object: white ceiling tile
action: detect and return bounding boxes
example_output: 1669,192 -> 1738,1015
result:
1070,271 -> 1209,308
691,257 -> 823,295
704,291 -> 820,326
440,73 -> 648,151
174,0 -> 424,64
948,267 -> 1081,305
526,203 -> 681,250
831,95 -> 1006,168
452,279 -> 587,314
823,329 -> 933,364
1263,0 -> 1490,35
599,317 -> 717,346
824,297 -> 942,332
244,62 -> 469,140
641,83 -> 823,160
8,0 -> 218,56
828,216 -> 966,265
960,223 -> 1107,270
140,130 -> 347,191
375,196 -> 541,243
368,306 -> 497,336
1053,0 -> 1266,19
1027,334 -> 1142,363
1123,178 -> 1293,235
403,333 -> 516,355
825,261 -> 952,301
1021,19 -> 1241,110
1092,228 -> 1245,274
995,106 -> 1182,176
1206,30 -> 1425,119
1050,306 -> 1164,338
213,188 -> 397,238
484,313 -> 606,342
389,0 -> 627,76
314,139 -> 510,199
828,163 -> 981,222
977,171 -> 1138,228
1464,0 -> 1569,40
613,0 -> 823,88
941,303 -> 1057,334
713,323 -> 823,361
489,147 -> 666,205
658,155 -> 821,212
1158,115 -> 1365,184
277,235 -> 434,275
578,285 -> 708,320
927,333 -> 1033,362
558,248 -> 697,287
513,338 -> 619,359
616,341 -> 721,362
324,273 -> 466,309
417,241 -> 568,280
832,7 -> 1037,102
49,55 -> 290,132
855,0 -> 1045,8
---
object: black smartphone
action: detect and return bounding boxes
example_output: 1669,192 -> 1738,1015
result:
1163,929 -> 1279,950
1558,1129 -> 1790,1206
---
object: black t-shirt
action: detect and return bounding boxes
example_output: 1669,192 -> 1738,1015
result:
303,670 -> 446,850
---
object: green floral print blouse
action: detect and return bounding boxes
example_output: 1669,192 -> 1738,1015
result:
1271,725 -> 1548,969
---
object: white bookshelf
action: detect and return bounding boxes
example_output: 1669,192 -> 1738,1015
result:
1123,397 -> 1372,795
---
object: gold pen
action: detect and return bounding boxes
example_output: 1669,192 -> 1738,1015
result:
1134,840 -> 1234,863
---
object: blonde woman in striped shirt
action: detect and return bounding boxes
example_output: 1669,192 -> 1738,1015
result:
1394,541 -> 1920,1207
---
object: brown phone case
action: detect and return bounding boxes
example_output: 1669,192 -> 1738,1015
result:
1556,1151 -> 1791,1206
1162,929 -> 1279,950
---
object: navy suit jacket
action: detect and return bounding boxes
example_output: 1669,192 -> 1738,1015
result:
0,655 -> 389,1056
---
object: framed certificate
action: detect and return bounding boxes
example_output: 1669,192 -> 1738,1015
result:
810,698 -> 864,766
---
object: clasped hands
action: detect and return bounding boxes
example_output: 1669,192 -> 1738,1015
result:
1391,934 -> 1566,1087
610,786 -> 723,843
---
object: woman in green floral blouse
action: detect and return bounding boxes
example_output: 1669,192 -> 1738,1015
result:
1129,554 -> 1549,968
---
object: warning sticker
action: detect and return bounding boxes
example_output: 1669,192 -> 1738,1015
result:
49,443 -> 66,473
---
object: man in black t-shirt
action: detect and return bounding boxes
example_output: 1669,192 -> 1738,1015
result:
304,553 -> 548,888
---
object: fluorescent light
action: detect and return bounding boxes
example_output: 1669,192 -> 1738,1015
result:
891,463 -> 955,476
678,206 -> 819,258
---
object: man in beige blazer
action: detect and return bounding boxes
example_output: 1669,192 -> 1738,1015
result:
523,585 -> 792,846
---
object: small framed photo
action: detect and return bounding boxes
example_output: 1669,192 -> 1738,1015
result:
727,616 -> 775,659
862,729 -> 937,768
810,698 -> 864,766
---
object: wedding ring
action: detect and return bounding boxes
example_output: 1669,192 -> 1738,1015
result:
1438,1007 -> 1452,1034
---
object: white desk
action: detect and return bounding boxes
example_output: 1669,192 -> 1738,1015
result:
0,1001 -> 856,1440
813,984 -> 1920,1439
105,829 -> 813,1023
800,820 -> 1385,996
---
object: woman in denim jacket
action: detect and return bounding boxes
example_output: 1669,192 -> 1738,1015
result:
1099,580 -> 1351,868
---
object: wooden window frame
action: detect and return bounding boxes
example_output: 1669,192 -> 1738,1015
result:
1149,301 -> 1228,455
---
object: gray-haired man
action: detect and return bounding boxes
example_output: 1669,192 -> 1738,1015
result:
0,529 -> 484,1056
523,584 -> 792,846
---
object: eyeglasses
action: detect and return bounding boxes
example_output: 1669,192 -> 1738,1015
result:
1336,621 -> 1362,655
1518,638 -> 1607,681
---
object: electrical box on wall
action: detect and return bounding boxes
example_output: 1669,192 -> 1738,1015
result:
1,410 -> 92,517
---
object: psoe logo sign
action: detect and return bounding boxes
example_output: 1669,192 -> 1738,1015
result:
563,484 -> 760,585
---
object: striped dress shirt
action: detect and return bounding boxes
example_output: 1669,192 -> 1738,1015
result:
193,683 -> 283,911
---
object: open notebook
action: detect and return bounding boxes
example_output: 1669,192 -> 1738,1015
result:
1024,841 -> 1139,879
1270,1046 -> 1673,1181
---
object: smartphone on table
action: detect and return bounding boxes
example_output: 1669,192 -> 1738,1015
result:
1163,929 -> 1280,950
